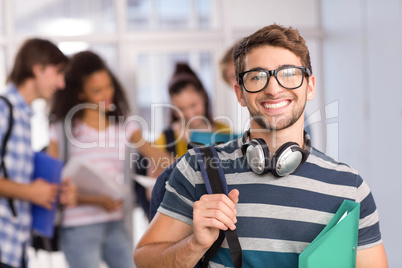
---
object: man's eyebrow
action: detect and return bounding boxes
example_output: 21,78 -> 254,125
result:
245,67 -> 266,72
245,64 -> 298,72
280,64 -> 298,68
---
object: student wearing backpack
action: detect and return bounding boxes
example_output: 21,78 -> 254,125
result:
0,38 -> 76,268
134,24 -> 387,267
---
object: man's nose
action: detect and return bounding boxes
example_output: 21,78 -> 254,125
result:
58,75 -> 66,89
263,76 -> 284,96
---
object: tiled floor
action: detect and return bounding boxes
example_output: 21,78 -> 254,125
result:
27,208 -> 149,268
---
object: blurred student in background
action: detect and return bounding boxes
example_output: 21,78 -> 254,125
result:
47,51 -> 171,268
220,41 -> 251,134
220,41 -> 239,88
153,62 -> 230,159
0,38 -> 76,268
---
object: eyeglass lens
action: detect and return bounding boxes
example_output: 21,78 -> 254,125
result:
243,67 -> 304,92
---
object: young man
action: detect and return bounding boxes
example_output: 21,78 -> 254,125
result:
0,38 -> 76,268
134,24 -> 387,267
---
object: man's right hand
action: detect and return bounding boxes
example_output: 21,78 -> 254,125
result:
28,179 -> 59,210
192,189 -> 239,250
133,190 -> 240,268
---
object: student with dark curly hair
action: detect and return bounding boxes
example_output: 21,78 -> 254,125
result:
48,51 -> 170,268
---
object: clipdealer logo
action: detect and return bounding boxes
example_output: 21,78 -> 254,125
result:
61,100 -> 340,171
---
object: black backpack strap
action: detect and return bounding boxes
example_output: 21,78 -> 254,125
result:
194,146 -> 242,268
0,96 -> 17,217
163,128 -> 176,156
0,96 -> 13,178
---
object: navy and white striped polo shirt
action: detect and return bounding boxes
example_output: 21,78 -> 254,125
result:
158,137 -> 382,268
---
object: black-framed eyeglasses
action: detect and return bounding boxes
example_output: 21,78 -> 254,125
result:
239,66 -> 311,93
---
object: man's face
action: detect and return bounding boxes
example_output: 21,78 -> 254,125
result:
234,45 -> 315,131
33,64 -> 66,100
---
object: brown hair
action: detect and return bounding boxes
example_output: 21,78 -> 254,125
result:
7,38 -> 68,86
234,24 -> 312,83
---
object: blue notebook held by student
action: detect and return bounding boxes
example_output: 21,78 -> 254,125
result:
190,131 -> 241,146
31,152 -> 63,238
299,199 -> 360,268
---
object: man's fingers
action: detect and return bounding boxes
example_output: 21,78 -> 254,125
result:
197,198 -> 236,220
228,189 -> 239,205
194,193 -> 238,231
194,207 -> 237,231
50,184 -> 59,195
200,193 -> 237,210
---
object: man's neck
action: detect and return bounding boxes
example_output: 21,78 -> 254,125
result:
248,120 -> 305,155
17,80 -> 37,105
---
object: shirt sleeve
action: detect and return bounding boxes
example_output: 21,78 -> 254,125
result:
158,151 -> 206,226
355,176 -> 383,249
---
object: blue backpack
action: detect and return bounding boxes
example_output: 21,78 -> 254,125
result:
149,145 -> 242,268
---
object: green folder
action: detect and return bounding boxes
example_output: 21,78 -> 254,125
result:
299,199 -> 360,268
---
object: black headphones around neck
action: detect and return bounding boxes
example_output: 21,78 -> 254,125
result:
241,130 -> 311,177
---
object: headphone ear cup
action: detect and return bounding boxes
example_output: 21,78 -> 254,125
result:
272,142 -> 303,177
245,138 -> 271,175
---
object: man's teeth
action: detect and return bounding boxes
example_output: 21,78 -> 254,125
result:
263,101 -> 289,109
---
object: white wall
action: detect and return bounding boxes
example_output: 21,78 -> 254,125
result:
322,1 -> 401,267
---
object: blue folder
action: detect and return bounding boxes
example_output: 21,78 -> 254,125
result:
31,152 -> 63,238
299,199 -> 360,268
190,131 -> 241,146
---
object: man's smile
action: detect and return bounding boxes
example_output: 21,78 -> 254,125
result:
260,99 -> 292,112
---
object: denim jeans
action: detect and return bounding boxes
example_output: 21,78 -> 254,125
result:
61,220 -> 135,268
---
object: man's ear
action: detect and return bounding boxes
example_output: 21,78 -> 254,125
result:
306,74 -> 316,101
234,82 -> 247,107
32,63 -> 45,77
